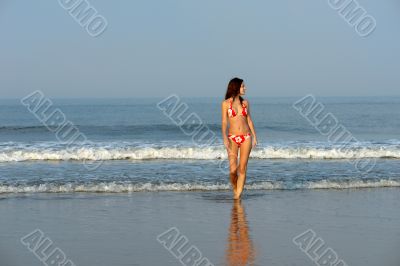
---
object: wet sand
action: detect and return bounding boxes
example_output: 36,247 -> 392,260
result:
0,188 -> 399,266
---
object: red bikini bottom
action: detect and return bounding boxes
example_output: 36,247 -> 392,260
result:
228,133 -> 251,147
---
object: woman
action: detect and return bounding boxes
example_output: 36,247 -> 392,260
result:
221,77 -> 257,199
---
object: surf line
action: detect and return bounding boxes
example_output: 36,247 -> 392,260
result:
293,94 -> 376,174
157,94 -> 219,147
157,95 -> 231,174
21,90 -> 103,171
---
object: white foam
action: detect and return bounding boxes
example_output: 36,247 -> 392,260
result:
0,179 -> 399,194
0,144 -> 400,162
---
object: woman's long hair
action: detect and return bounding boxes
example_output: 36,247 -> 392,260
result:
225,77 -> 244,104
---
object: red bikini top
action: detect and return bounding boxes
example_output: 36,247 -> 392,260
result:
228,98 -> 248,118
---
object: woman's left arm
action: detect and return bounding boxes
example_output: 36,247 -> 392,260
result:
246,100 -> 258,147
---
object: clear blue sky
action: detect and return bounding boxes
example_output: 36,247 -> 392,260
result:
1,0 -> 399,98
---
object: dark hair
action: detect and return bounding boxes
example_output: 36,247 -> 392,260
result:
225,77 -> 244,104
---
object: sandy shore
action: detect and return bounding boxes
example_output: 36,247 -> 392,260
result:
0,188 -> 399,266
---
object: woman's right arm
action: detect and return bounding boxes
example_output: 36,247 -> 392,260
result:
221,101 -> 230,149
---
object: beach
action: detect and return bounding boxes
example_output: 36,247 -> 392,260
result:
1,188 -> 399,266
1,97 -> 399,265
2,0 -> 400,264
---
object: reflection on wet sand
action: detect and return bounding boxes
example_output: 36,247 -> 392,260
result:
225,200 -> 256,266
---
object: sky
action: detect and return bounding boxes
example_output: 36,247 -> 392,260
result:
1,0 -> 399,98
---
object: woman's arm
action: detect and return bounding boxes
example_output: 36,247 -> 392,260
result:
245,100 -> 258,147
221,100 -> 230,149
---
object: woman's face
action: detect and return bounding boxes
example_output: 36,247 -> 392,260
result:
239,82 -> 246,95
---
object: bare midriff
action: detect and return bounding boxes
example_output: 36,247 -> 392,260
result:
228,115 -> 251,135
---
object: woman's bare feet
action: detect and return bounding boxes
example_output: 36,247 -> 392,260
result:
233,188 -> 241,200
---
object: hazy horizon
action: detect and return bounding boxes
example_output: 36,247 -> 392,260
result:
1,0 -> 399,98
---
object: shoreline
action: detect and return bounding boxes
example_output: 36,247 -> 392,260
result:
0,188 -> 399,265
1,183 -> 399,195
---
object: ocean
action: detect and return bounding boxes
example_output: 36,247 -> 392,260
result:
1,96 -> 399,194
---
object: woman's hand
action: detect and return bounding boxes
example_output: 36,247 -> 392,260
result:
252,136 -> 258,148
223,137 -> 230,151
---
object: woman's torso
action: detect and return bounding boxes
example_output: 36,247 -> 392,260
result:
227,98 -> 251,135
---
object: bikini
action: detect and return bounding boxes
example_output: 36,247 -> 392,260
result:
227,98 -> 251,147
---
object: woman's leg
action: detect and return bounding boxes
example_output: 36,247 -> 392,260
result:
236,136 -> 252,198
227,139 -> 239,193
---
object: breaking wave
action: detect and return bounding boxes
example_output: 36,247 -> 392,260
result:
0,142 -> 399,162
1,179 -> 399,194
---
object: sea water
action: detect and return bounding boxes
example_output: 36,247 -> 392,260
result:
0,96 -> 399,193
